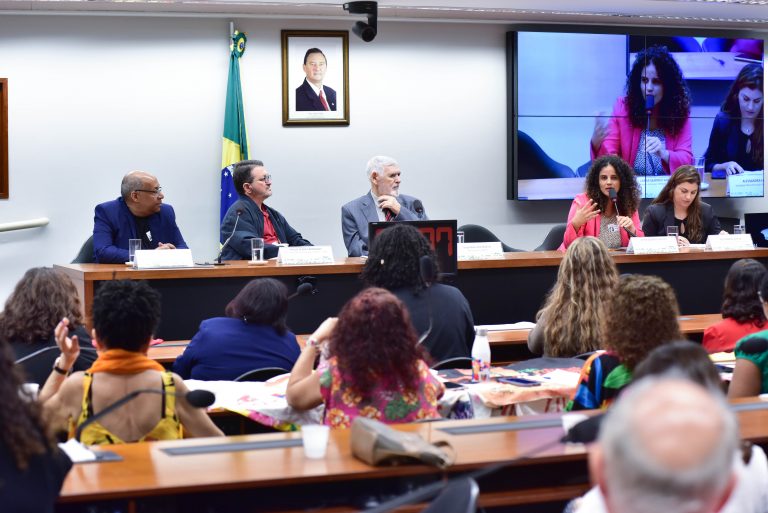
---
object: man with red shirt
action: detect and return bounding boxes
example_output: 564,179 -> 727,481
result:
219,160 -> 312,260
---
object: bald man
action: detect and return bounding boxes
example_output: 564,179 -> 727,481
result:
93,171 -> 188,263
582,377 -> 739,513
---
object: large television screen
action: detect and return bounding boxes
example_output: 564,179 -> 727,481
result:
508,29 -> 765,200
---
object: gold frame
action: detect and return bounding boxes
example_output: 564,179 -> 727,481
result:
281,30 -> 350,127
0,78 -> 7,199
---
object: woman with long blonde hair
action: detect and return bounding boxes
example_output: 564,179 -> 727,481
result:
528,237 -> 619,357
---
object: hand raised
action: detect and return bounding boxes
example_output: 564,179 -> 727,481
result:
54,317 -> 80,369
572,200 -> 601,230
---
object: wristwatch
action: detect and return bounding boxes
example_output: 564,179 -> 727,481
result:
53,356 -> 72,376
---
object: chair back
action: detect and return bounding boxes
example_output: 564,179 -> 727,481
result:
72,235 -> 95,263
431,357 -> 473,370
421,477 -> 479,513
457,224 -> 520,252
234,367 -> 290,382
535,223 -> 567,251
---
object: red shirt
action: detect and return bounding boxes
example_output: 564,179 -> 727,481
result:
261,205 -> 279,245
702,317 -> 765,353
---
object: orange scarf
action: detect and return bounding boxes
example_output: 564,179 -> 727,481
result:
88,349 -> 165,374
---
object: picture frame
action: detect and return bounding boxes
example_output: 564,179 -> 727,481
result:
281,30 -> 350,126
0,78 -> 7,199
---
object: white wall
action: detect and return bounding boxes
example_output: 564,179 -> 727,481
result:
0,15 -> 765,304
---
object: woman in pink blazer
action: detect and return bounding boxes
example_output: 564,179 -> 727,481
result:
561,155 -> 644,251
591,46 -> 693,175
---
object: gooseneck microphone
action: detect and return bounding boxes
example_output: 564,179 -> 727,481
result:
417,255 -> 435,346
644,94 -> 655,177
413,200 -> 424,217
74,388 -> 215,442
608,188 -> 634,238
15,344 -> 98,365
215,209 -> 243,265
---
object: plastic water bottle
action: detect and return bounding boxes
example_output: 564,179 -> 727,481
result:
471,327 -> 491,382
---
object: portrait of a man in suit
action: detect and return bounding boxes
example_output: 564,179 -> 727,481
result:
295,48 -> 337,111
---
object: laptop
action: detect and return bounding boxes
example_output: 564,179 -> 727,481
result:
744,213 -> 768,248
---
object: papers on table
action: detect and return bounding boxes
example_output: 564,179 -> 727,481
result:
475,322 -> 536,331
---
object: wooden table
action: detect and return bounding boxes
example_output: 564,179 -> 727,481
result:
56,249 -> 767,340
57,399 -> 768,513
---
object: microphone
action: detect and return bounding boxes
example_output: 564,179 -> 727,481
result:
287,282 -> 314,301
644,95 -> 655,176
215,209 -> 243,265
561,414 -> 605,444
608,188 -> 633,239
417,255 -> 435,346
645,94 -> 655,114
74,388 -> 215,442
413,200 -> 424,217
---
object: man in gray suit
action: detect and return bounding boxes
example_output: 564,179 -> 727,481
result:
341,156 -> 428,257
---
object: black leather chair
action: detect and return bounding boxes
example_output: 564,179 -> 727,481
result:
535,223 -> 567,251
430,357 -> 473,370
71,235 -> 94,264
421,477 -> 479,513
458,224 -> 522,252
717,216 -> 740,234
234,367 -> 290,382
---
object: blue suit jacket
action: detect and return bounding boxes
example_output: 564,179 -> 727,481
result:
93,197 -> 188,263
295,79 -> 337,111
341,192 -> 428,257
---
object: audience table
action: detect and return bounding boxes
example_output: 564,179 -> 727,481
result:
56,248 -> 767,340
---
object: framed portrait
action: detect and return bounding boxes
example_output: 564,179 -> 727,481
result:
281,30 -> 349,126
0,78 -> 7,199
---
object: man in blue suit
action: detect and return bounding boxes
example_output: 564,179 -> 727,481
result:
341,156 -> 428,257
295,48 -> 337,111
93,171 -> 188,263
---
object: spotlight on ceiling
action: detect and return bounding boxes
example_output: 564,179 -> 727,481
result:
343,1 -> 377,42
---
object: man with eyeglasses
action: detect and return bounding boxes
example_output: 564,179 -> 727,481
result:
93,171 -> 188,263
219,160 -> 312,260
341,156 -> 428,257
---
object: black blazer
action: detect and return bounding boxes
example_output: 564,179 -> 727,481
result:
641,202 -> 721,244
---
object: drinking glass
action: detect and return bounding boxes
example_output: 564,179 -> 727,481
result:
251,238 -> 265,261
128,239 -> 142,265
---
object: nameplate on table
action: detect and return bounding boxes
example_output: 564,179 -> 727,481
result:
705,234 -> 754,251
626,236 -> 679,255
277,246 -> 335,265
457,242 -> 504,261
726,170 -> 764,198
134,249 -> 195,269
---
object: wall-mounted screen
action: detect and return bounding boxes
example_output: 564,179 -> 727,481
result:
508,30 -> 764,200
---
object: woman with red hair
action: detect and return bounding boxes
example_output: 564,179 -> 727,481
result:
286,288 -> 444,428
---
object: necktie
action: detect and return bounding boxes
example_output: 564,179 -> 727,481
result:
319,90 -> 330,111
384,208 -> 394,221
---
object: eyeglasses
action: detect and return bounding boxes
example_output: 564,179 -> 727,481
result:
135,187 -> 163,197
252,174 -> 272,183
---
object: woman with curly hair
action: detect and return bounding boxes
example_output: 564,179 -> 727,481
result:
2,267 -> 96,386
591,45 -> 693,175
561,154 -> 643,250
703,259 -> 767,353
0,338 -> 72,511
566,274 -> 681,411
642,165 -> 726,245
529,237 -> 618,357
360,223 -> 475,362
286,288 -> 444,428
704,63 -> 764,176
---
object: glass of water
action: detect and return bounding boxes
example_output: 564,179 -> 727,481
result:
666,226 -> 679,245
734,224 -> 746,235
128,239 -> 142,265
251,238 -> 265,261
457,231 -> 465,244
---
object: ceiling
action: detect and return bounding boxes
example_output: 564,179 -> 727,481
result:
0,0 -> 766,30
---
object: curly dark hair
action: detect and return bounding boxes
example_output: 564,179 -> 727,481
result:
651,165 -> 704,243
721,259 -> 767,325
0,340 -> 53,470
604,274 -> 681,370
225,278 -> 288,335
721,63 -> 764,166
584,155 -> 641,215
0,267 -> 84,344
360,224 -> 438,292
92,281 -> 161,351
625,46 -> 691,136
328,287 -> 429,397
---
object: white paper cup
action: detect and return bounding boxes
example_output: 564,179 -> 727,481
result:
302,424 -> 330,459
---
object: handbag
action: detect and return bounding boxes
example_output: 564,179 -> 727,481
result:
350,417 -> 455,469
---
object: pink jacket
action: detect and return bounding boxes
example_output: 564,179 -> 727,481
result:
559,193 -> 644,251
592,97 -> 693,174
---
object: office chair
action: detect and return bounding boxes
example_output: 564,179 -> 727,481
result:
535,223 -> 567,251
72,235 -> 95,264
431,357 -> 473,370
234,367 -> 290,382
420,477 -> 479,513
458,224 -> 522,252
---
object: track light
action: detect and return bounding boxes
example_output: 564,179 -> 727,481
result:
343,1 -> 377,42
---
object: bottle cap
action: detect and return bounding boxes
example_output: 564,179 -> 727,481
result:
475,327 -> 488,337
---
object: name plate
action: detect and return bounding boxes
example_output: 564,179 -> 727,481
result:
705,234 -> 754,251
277,246 -> 334,265
134,249 -> 194,269
626,236 -> 679,255
726,170 -> 764,198
457,242 -> 504,261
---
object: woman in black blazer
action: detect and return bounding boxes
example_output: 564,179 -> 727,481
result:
642,165 -> 725,245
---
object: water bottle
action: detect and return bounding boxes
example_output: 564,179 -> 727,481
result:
471,327 -> 491,382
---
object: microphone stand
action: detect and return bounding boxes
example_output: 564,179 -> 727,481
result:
215,210 -> 242,265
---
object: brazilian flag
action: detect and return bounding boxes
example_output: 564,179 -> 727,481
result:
220,30 -> 249,222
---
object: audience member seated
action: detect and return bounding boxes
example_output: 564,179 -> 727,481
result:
172,278 -> 301,381
0,338 -> 72,512
360,223 -> 475,362
3,267 -> 96,386
574,377 -> 743,513
93,170 -> 188,263
528,237 -> 618,357
286,288 -> 444,428
40,281 -> 222,444
703,259 -> 766,353
566,274 -> 681,411
728,275 -> 768,398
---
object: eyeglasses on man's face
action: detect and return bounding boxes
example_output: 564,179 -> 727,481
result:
252,174 -> 272,184
135,186 -> 163,197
